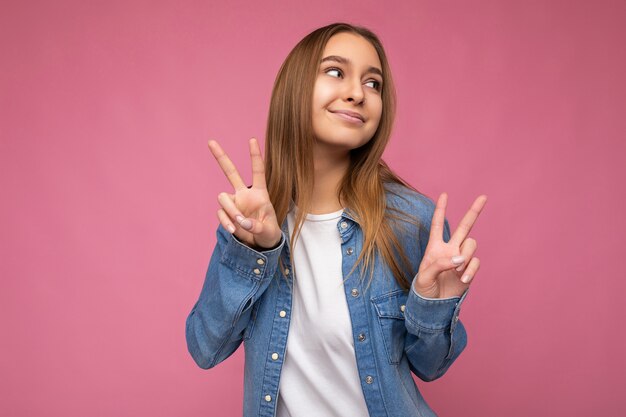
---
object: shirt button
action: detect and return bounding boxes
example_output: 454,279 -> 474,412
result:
351,288 -> 359,297
454,315 -> 459,322
340,221 -> 348,229
284,268 -> 290,275
346,247 -> 354,255
358,333 -> 366,342
279,310 -> 287,318
253,268 -> 261,275
257,258 -> 265,265
265,395 -> 272,402
365,376 -> 374,384
271,353 -> 279,360
400,305 -> 406,312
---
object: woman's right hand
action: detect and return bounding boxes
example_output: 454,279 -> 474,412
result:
208,138 -> 282,250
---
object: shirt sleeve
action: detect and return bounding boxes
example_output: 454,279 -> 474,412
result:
405,280 -> 470,375
185,224 -> 286,369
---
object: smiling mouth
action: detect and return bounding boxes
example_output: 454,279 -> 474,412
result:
329,110 -> 365,125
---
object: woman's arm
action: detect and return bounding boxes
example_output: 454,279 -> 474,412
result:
403,284 -> 469,381
402,216 -> 469,381
186,138 -> 284,368
185,224 -> 285,369
402,190 -> 486,380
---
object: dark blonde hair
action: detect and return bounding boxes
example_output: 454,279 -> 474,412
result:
265,22 -> 421,290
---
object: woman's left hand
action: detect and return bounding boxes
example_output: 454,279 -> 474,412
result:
414,193 -> 488,299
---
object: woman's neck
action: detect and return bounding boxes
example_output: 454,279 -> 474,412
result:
309,146 -> 350,214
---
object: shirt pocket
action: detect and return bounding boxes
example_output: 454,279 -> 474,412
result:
371,289 -> 408,365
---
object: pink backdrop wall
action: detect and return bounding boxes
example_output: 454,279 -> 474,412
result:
2,0 -> 624,416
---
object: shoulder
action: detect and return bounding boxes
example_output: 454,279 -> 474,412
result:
382,182 -> 436,269
383,182 -> 437,226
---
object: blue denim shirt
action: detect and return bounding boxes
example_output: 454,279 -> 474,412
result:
186,184 -> 470,417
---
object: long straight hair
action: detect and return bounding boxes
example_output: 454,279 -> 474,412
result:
265,22 -> 422,290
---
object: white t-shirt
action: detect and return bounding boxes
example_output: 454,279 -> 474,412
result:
276,207 -> 370,417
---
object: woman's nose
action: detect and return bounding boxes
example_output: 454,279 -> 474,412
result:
344,79 -> 365,104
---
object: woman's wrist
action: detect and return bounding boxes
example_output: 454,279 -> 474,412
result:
252,234 -> 283,251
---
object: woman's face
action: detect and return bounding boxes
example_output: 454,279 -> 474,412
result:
312,32 -> 384,154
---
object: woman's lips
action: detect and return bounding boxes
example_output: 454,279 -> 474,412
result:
330,110 -> 365,125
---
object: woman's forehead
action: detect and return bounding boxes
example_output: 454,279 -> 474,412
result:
322,32 -> 382,71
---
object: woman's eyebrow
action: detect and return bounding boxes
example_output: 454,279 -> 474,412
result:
320,55 -> 383,78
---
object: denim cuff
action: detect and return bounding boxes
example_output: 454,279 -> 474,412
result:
405,276 -> 470,331
218,225 -> 286,281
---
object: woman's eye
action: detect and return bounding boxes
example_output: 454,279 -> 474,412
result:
365,80 -> 381,91
365,80 -> 380,90
325,68 -> 342,78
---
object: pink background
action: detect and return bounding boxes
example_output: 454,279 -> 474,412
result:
1,0 -> 625,416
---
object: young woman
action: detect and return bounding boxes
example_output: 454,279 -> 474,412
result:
186,22 -> 487,417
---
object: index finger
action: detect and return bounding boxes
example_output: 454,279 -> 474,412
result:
429,192 -> 448,242
208,139 -> 246,190
450,195 -> 488,245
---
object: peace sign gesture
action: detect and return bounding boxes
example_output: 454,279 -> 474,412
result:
208,138 -> 282,250
413,193 -> 488,299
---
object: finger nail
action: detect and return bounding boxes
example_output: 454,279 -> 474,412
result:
456,264 -> 464,272
227,224 -> 236,233
461,274 -> 472,284
452,255 -> 465,265
236,215 -> 252,230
